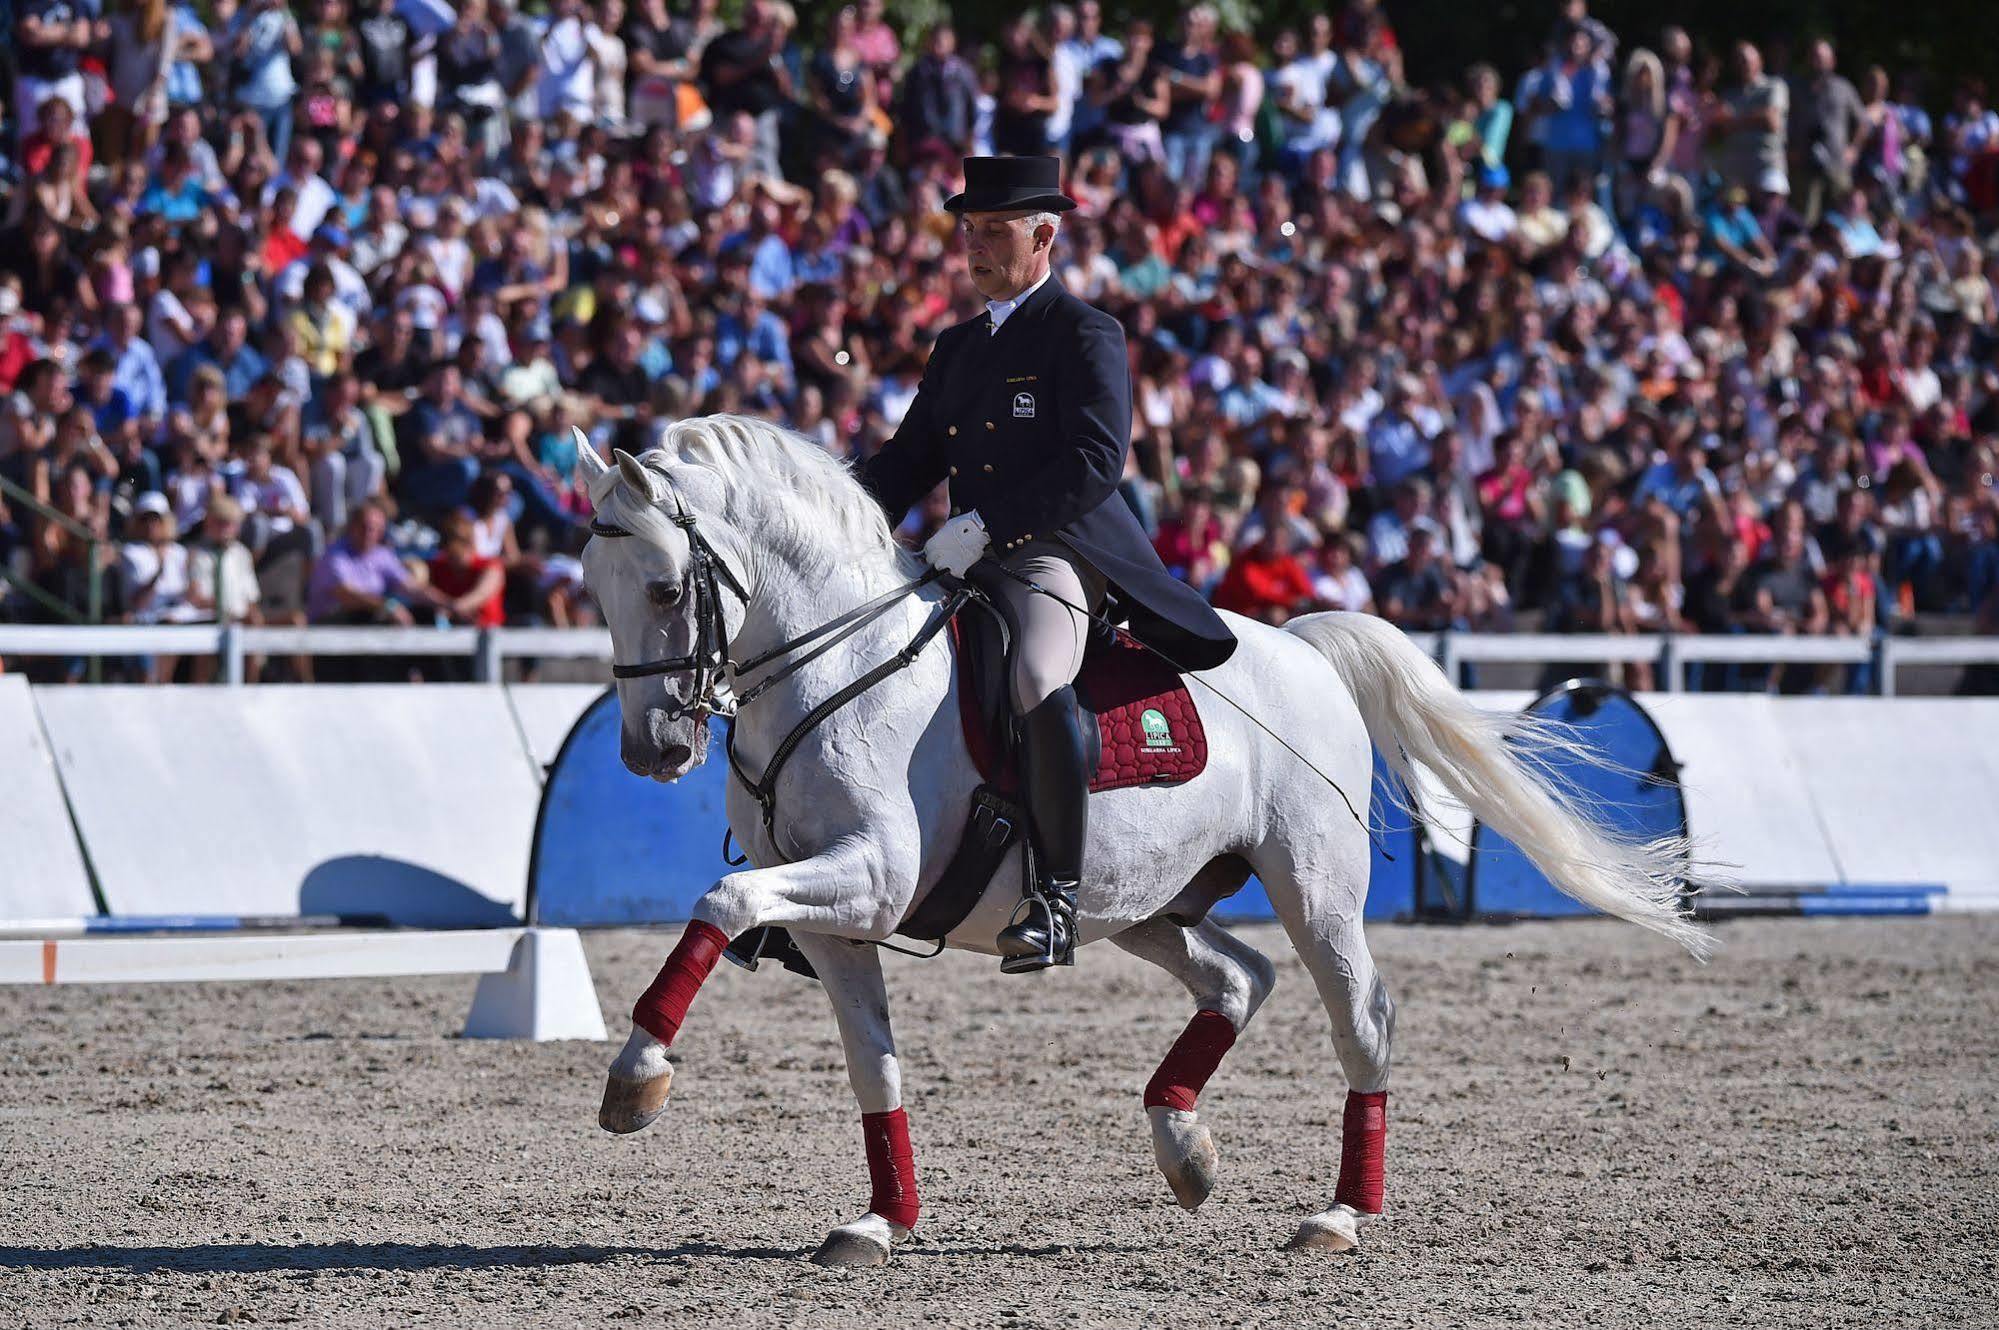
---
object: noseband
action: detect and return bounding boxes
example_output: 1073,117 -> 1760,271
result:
591,472 -> 750,722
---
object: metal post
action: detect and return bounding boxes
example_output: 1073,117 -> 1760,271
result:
1873,635 -> 1895,697
86,541 -> 103,685
1659,635 -> 1680,693
1436,630 -> 1460,688
473,628 -> 503,684
219,623 -> 245,686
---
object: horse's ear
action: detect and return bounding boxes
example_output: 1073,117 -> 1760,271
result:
573,426 -> 610,486
576,429 -> 623,508
613,448 -> 665,504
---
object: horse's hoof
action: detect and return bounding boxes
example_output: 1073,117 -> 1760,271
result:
1286,1204 -> 1364,1253
1148,1106 -> 1218,1211
598,1062 -> 673,1134
810,1216 -> 897,1268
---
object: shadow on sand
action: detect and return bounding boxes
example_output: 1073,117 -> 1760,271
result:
0,1240 -> 813,1274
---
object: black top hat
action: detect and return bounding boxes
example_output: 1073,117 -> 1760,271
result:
942,155 -> 1077,214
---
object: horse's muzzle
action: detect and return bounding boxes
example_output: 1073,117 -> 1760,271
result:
622,707 -> 711,781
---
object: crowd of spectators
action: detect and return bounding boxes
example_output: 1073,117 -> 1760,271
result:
0,0 -> 1996,690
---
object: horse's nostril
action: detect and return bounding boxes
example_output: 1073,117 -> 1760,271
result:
661,743 -> 693,769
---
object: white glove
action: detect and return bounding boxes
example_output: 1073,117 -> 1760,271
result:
922,511 -> 991,577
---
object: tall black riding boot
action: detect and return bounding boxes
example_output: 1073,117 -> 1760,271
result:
996,685 -> 1090,974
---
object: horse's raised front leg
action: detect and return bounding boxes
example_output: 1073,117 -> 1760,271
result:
600,840 -> 903,1134
1113,918 -> 1276,1211
785,931 -> 917,1268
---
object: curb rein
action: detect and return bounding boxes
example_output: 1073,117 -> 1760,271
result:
591,475 -> 969,865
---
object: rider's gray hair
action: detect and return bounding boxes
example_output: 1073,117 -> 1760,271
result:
1024,211 -> 1062,239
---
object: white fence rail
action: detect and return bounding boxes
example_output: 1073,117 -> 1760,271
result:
0,624 -> 611,685
0,623 -> 1994,695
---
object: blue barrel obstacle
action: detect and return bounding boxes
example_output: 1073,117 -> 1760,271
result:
1466,680 -> 1687,919
529,689 -> 735,927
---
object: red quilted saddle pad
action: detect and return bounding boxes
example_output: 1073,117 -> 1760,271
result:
954,626 -> 1209,794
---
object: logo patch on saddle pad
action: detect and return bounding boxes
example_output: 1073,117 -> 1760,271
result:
1140,708 -> 1177,751
1012,392 -> 1036,418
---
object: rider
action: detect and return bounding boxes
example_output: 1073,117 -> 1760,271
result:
858,155 -> 1238,972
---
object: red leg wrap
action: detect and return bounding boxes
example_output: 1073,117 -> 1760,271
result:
630,921 -> 729,1046
862,1107 -> 921,1230
1333,1089 -> 1388,1214
1143,1009 -> 1239,1113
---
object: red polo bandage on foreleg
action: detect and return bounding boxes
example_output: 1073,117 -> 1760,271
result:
630,921 -> 729,1046
862,1108 -> 921,1230
1143,1009 -> 1239,1112
1333,1089 -> 1388,1214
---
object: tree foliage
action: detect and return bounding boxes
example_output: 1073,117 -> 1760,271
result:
905,0 -> 1998,107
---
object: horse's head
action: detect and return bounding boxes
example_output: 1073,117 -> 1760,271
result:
575,435 -> 736,782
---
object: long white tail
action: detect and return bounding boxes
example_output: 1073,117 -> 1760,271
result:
1288,612 -> 1712,959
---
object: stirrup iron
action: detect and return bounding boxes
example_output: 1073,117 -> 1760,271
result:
997,881 -> 1077,974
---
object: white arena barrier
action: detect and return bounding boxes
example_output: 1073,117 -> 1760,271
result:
0,675 -> 98,921
1776,699 -> 1999,909
1377,688 -> 1999,914
506,684 -> 608,772
0,926 -> 607,1041
33,685 -> 542,926
1642,694 -> 1844,890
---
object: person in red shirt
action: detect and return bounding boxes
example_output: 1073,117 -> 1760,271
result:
426,511 -> 507,629
1152,488 -> 1226,589
261,188 -> 310,276
18,96 -> 91,187
0,276 -> 36,392
1212,524 -> 1319,624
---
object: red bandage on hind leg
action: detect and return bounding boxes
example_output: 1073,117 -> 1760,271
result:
1333,1089 -> 1388,1214
630,921 -> 729,1046
1144,1009 -> 1239,1112
862,1107 -> 921,1230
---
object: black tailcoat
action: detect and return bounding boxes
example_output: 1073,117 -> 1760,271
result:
858,276 -> 1238,672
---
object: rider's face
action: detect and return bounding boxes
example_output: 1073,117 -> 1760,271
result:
960,211 -> 1051,303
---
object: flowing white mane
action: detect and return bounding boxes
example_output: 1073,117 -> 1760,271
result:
599,414 -> 912,575
670,414 -> 909,568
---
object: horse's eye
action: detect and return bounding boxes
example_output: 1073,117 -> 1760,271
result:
646,579 -> 683,608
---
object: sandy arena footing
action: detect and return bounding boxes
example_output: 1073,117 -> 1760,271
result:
2,917 -> 1994,1328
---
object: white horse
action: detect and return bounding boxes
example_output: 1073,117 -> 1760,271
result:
574,416 -> 1707,1266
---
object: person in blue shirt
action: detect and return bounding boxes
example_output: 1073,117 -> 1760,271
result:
74,346 -> 139,443
1827,187 -> 1885,258
93,303 -> 166,427
714,288 -> 794,393
168,308 -> 269,404
1527,24 -> 1612,195
1633,429 -> 1722,520
1703,185 -> 1776,278
1468,63 -> 1514,168
225,0 -> 303,161
741,221 -> 796,301
138,143 -> 214,225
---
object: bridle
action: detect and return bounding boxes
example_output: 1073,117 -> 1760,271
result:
589,467 -> 968,843
591,470 -> 753,723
